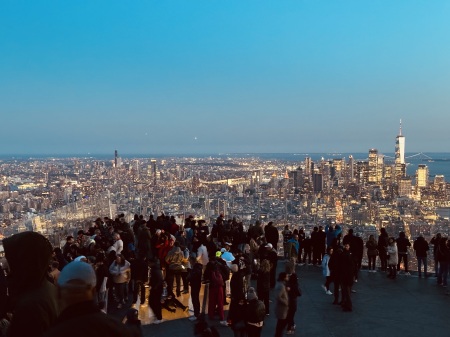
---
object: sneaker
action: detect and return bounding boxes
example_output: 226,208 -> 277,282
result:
188,316 -> 198,321
321,285 -> 327,292
220,320 -> 229,326
326,290 -> 333,295
153,319 -> 164,324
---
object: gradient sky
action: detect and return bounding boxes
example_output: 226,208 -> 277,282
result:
1,1 -> 449,155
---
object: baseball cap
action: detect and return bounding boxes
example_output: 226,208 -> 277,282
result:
265,243 -> 273,249
58,261 -> 97,288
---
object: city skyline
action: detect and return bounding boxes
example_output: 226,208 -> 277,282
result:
1,1 -> 450,154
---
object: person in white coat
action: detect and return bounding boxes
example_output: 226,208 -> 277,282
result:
387,238 -> 398,279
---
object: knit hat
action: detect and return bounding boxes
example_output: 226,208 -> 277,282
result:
58,261 -> 97,288
247,287 -> 258,301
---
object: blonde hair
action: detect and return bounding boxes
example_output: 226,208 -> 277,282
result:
260,259 -> 271,273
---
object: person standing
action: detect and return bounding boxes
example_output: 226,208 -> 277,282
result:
378,228 -> 389,272
436,238 -> 450,287
187,261 -> 203,321
282,226 -> 293,260
148,259 -> 164,324
387,238 -> 398,280
339,243 -> 355,312
109,254 -> 131,308
286,234 -> 300,266
245,287 -> 266,337
431,233 -> 442,277
413,235 -> 430,277
396,232 -> 411,275
321,246 -> 333,295
274,272 -> 289,337
285,273 -> 301,334
366,235 -> 378,273
264,222 -> 280,252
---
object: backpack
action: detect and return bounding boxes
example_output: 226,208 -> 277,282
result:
210,267 -> 224,287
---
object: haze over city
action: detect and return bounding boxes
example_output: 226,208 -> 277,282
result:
1,1 -> 449,154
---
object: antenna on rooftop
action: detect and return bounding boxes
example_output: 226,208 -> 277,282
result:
399,119 -> 402,136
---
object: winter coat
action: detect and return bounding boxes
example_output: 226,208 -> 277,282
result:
338,250 -> 355,285
109,260 -> 131,284
325,225 -> 342,247
366,240 -> 378,257
274,281 -> 289,319
387,243 -> 398,266
413,237 -> 430,257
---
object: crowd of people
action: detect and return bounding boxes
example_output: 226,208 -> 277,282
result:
0,212 -> 447,337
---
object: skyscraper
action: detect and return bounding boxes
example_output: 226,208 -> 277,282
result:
151,159 -> 157,186
114,150 -> 118,168
368,149 -> 383,184
395,120 -> 406,181
416,164 -> 428,189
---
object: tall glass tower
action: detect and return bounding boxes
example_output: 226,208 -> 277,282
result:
395,120 -> 406,181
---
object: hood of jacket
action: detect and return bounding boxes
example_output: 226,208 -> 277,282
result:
3,231 -> 53,293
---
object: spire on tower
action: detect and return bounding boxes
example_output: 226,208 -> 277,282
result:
399,119 -> 402,136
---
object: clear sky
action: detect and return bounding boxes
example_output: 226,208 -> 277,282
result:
1,1 -> 449,155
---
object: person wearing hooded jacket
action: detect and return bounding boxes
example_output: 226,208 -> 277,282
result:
3,231 -> 58,337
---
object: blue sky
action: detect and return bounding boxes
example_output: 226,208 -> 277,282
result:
1,1 -> 449,155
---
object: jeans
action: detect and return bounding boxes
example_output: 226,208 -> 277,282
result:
191,284 -> 201,317
115,282 -> 128,303
166,269 -> 181,296
368,255 -> 376,270
417,256 -> 427,276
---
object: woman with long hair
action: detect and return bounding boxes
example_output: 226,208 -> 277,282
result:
257,259 -> 271,315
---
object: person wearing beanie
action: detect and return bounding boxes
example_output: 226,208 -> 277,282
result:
44,261 -> 136,337
245,287 -> 266,337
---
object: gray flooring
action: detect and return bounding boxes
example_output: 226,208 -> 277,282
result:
140,263 -> 450,337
